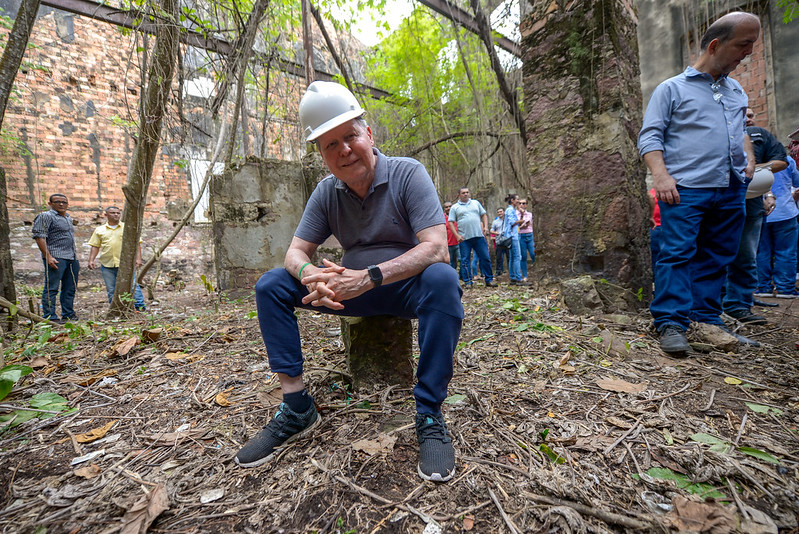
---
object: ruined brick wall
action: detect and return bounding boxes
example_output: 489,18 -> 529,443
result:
0,9 -> 192,222
522,0 -> 650,292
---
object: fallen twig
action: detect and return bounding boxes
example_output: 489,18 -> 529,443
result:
634,383 -> 692,405
488,486 -> 521,534
521,491 -> 659,530
603,418 -> 642,456
701,389 -> 717,411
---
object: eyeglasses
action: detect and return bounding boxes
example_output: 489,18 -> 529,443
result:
711,81 -> 722,102
51,200 -> 68,204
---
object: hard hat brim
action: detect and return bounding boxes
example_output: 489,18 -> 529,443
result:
305,109 -> 365,142
745,167 -> 774,199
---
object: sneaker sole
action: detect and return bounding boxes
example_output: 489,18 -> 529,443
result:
776,294 -> 799,299
417,463 -> 455,483
235,414 -> 322,468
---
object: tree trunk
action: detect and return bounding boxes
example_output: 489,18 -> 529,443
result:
522,0 -> 650,296
0,169 -> 16,322
468,0 -> 525,142
301,0 -> 315,85
0,0 -> 41,322
110,0 -> 179,316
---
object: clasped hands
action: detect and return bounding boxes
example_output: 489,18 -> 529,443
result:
300,258 -> 371,310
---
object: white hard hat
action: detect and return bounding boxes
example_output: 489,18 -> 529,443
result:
746,167 -> 774,199
299,81 -> 365,142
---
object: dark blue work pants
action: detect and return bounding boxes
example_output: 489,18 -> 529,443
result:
651,180 -> 746,331
254,263 -> 464,414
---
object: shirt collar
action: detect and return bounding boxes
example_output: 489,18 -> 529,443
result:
685,65 -> 728,84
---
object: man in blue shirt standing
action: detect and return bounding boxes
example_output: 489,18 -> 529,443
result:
32,194 -> 79,323
638,11 -> 760,355
447,188 -> 497,287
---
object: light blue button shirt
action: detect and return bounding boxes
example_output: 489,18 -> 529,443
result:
504,204 -> 519,237
638,66 -> 749,188
767,156 -> 799,223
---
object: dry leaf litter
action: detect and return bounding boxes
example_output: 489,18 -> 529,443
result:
1,282 -> 798,533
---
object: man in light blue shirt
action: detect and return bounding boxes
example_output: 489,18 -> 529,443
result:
638,11 -> 759,355
756,155 -> 799,297
448,188 -> 496,287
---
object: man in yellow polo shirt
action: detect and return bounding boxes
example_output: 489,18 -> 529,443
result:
87,206 -> 146,310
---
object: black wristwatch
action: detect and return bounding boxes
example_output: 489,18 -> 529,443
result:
367,265 -> 383,288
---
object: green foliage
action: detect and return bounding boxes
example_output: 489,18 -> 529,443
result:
778,0 -> 799,23
0,392 -> 75,430
635,468 -> 727,500
200,274 -> 215,294
0,128 -> 31,159
690,433 -> 781,465
364,7 -> 513,164
0,364 -> 33,401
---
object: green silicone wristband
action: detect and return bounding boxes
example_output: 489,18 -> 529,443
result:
298,262 -> 312,280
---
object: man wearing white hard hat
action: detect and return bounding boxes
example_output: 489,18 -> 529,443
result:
235,81 -> 462,482
639,12 -> 760,355
722,110 -> 787,325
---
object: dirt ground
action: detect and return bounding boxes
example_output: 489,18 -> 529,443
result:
1,278 -> 799,533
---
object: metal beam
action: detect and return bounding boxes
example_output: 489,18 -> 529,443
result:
416,0 -> 521,57
38,0 -> 398,102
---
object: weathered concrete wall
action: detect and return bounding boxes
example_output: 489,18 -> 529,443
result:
768,3 -> 799,141
211,156 -> 326,291
522,0 -> 650,291
636,0 -> 798,140
636,0 -> 683,108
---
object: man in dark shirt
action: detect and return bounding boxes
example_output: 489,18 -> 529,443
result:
723,113 -> 788,328
234,82 -> 462,483
31,194 -> 79,322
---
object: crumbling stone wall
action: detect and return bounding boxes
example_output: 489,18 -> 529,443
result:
522,0 -> 650,294
210,155 -> 327,292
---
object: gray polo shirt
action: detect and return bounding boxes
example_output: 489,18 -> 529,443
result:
296,148 -> 443,269
32,209 -> 76,260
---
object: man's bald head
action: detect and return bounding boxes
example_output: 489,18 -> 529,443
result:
700,12 -> 760,51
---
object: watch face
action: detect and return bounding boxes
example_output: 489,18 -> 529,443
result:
368,265 -> 382,283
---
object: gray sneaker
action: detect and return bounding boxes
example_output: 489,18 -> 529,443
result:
658,325 -> 691,354
416,413 -> 455,482
235,402 -> 320,468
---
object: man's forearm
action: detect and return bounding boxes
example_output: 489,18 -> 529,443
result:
34,237 -> 50,258
374,241 -> 448,287
763,159 -> 788,173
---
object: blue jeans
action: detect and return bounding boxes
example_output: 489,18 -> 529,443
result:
650,226 -> 663,277
496,245 -> 508,274
448,245 -> 460,270
255,264 -> 463,414
458,236 -> 493,284
723,197 -> 765,314
508,236 -> 522,281
42,258 -> 79,320
100,266 -> 146,309
651,181 -> 746,331
470,252 -> 481,276
519,233 -> 535,278
757,216 -> 798,294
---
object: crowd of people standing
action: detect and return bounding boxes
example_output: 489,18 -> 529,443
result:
444,188 -> 534,287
